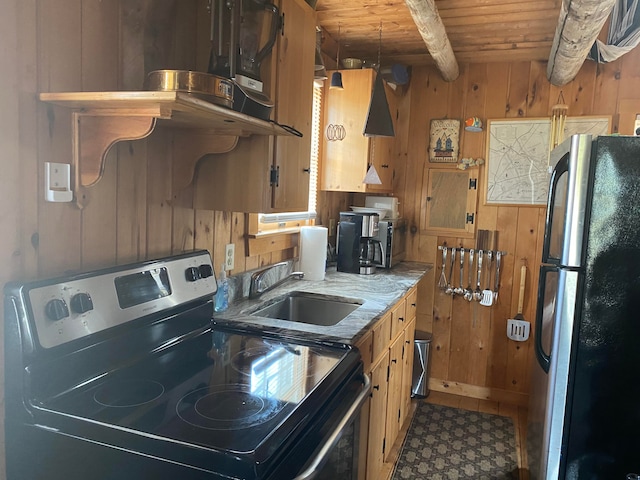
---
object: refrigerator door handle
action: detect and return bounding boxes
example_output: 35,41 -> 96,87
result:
542,154 -> 569,263
535,264 -> 556,373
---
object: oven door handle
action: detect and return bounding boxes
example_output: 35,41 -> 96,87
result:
292,373 -> 371,480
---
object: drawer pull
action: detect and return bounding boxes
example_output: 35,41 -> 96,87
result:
398,317 -> 404,322
411,303 -> 416,307
373,384 -> 380,391
392,359 -> 397,364
405,340 -> 411,344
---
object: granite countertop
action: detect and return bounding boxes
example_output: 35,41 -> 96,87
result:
212,261 -> 432,346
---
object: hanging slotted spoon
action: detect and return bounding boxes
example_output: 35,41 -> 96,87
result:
493,251 -> 503,301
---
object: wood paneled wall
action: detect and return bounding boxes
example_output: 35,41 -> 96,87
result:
394,49 -> 640,405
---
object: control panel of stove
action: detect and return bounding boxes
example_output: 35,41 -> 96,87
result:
26,251 -> 216,349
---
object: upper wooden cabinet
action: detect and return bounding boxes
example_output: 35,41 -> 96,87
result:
320,69 -> 398,193
420,167 -> 478,238
193,0 -> 315,213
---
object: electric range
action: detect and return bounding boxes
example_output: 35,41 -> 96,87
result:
4,250 -> 368,480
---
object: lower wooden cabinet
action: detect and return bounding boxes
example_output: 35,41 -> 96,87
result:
355,285 -> 419,480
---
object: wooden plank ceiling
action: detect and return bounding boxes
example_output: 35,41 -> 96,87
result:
315,0 -> 563,66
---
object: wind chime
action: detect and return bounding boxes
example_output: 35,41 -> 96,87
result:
550,92 -> 568,151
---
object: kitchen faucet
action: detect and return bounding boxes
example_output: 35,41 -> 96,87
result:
249,262 -> 304,299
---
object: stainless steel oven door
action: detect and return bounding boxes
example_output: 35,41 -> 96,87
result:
292,374 -> 370,480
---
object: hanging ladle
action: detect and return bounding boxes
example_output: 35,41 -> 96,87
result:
454,248 -> 465,296
464,249 -> 475,301
445,248 -> 456,295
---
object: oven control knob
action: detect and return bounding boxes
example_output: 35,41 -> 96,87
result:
70,292 -> 94,314
185,267 -> 201,282
198,264 -> 213,279
45,298 -> 69,321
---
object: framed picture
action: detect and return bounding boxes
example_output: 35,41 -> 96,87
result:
429,119 -> 460,163
485,116 -> 610,206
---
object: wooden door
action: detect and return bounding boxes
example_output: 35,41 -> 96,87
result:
320,69 -> 373,192
272,0 -> 315,211
366,351 -> 389,480
384,334 -> 405,459
421,167 -> 478,237
366,81 -> 397,193
401,318 -> 416,426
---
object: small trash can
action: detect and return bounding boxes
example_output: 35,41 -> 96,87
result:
411,331 -> 432,398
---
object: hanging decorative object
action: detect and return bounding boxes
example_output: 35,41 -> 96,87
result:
363,21 -> 395,137
550,92 -> 568,151
330,24 -> 343,89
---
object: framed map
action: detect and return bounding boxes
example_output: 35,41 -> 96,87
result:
485,117 -> 610,205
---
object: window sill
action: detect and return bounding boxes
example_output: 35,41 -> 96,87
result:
246,229 -> 300,257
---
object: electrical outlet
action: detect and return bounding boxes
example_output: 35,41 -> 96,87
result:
225,244 -> 235,271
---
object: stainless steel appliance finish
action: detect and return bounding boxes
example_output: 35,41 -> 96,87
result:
337,212 -> 383,275
528,135 -> 640,479
373,218 -> 407,268
4,250 -> 369,480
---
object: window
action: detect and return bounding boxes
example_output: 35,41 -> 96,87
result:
255,83 -> 322,232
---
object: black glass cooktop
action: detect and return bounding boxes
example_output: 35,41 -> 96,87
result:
41,325 -> 358,457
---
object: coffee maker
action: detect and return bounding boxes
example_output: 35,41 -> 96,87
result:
337,212 -> 383,275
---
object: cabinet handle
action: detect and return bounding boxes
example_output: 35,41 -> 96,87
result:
405,340 -> 411,344
373,384 -> 380,391
411,303 -> 416,307
381,164 -> 389,168
392,359 -> 397,364
302,168 -> 310,173
398,317 -> 404,322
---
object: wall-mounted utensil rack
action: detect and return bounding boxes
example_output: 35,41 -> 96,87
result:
437,245 -> 507,305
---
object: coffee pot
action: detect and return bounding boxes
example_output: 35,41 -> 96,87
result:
359,238 -> 383,275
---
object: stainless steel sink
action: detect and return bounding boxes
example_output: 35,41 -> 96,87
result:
250,292 -> 361,326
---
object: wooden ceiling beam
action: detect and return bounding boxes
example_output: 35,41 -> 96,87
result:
547,0 -> 616,86
404,0 -> 459,81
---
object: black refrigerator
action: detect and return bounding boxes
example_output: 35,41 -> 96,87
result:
527,134 -> 640,479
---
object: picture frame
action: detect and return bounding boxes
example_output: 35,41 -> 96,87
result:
429,119 -> 460,163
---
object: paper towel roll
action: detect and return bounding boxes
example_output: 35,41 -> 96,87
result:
299,226 -> 328,281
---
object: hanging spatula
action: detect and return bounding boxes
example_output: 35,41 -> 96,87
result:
480,250 -> 493,306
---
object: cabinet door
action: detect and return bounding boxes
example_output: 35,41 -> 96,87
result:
400,318 -> 416,427
272,0 -> 315,211
320,69 -> 373,192
366,351 -> 389,480
420,167 -> 478,237
366,82 -> 397,194
384,333 -> 405,460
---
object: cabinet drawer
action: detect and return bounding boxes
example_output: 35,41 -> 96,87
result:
371,313 -> 391,364
406,287 -> 418,323
390,300 -> 406,340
